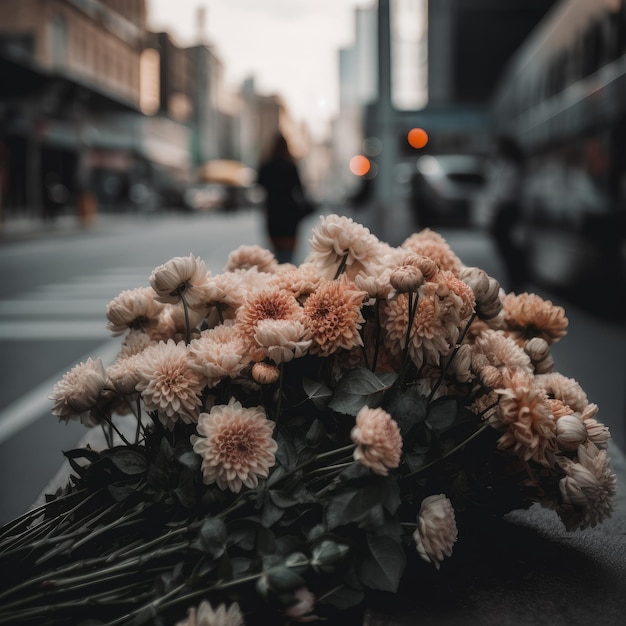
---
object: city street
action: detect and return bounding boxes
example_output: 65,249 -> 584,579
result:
1,207 -> 625,525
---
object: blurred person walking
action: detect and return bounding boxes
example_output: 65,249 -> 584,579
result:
257,132 -> 311,264
485,136 -> 527,292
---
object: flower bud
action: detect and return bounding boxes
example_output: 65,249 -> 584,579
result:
556,414 -> 588,451
264,565 -> 306,593
525,337 -> 554,374
252,362 -> 281,385
390,265 -> 424,293
284,552 -> 310,575
460,267 -> 502,319
311,539 -> 350,574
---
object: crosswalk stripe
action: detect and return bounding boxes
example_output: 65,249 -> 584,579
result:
0,267 -> 155,340
0,339 -> 121,445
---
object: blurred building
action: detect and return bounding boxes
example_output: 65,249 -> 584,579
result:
0,0 -> 147,218
0,0 -> 309,220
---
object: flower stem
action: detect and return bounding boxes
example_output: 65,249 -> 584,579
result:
403,421 -> 490,480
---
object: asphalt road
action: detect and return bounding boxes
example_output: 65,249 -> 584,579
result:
1,206 -> 624,525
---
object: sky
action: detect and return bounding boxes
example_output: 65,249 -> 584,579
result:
146,0 -> 375,139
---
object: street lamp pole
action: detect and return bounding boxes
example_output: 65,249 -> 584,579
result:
373,0 -> 395,243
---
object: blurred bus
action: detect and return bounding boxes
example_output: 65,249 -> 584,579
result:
490,0 -> 626,315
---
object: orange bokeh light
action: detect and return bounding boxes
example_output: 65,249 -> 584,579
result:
349,155 -> 371,176
407,127 -> 429,149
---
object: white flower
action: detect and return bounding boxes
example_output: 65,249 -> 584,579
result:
413,494 -> 458,569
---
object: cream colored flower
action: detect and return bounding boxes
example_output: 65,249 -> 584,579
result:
268,262 -> 325,299
106,353 -> 143,396
224,244 -> 278,273
285,587 -> 318,623
471,329 -> 533,378
459,266 -> 502,320
581,403 -> 611,449
413,494 -> 458,569
192,398 -> 277,492
524,337 -> 554,374
494,369 -> 556,465
49,357 -> 106,425
253,319 -> 312,364
188,324 -> 248,387
195,270 -> 256,327
118,329 -> 156,358
106,286 -> 164,336
555,413 -> 588,452
149,253 -> 209,308
448,343 -> 473,383
306,214 -> 381,280
303,276 -> 366,357
534,372 -> 588,413
175,600 -> 244,626
500,292 -> 568,345
557,441 -> 617,530
351,406 -> 402,476
354,267 -> 395,300
401,229 -> 462,274
135,340 -> 203,428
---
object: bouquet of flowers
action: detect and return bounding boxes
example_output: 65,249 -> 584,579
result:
0,214 -> 616,625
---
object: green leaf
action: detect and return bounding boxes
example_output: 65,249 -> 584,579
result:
321,585 -> 365,610
325,478 -> 386,529
302,377 -> 332,409
328,368 -> 397,416
106,448 -> 148,476
275,425 -> 298,470
358,534 -> 406,592
305,418 -> 327,448
425,397 -> 458,433
193,518 -> 227,558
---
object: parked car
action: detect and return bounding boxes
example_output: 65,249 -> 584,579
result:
409,154 -> 487,228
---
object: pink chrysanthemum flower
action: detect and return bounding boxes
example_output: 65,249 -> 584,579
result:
382,281 -> 461,369
268,262 -> 324,299
191,398 -> 278,493
252,319 -> 312,364
413,494 -> 458,569
500,292 -> 568,345
401,229 -> 463,274
135,339 -> 204,428
471,329 -> 533,378
236,287 -> 303,347
224,244 -> 278,273
188,324 -> 249,387
175,600 -> 245,626
149,253 -> 210,308
351,406 -> 402,476
106,286 -> 164,336
306,214 -> 381,280
285,587 -> 318,623
524,337 -> 554,374
494,369 -> 557,465
303,276 -> 366,357
107,352 -> 144,397
557,441 -> 617,530
49,357 -> 107,426
118,329 -> 156,359
534,372 -> 588,413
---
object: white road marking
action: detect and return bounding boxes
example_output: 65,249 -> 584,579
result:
0,339 -> 121,444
